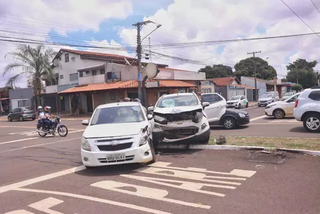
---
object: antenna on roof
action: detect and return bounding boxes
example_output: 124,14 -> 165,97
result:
124,58 -> 131,66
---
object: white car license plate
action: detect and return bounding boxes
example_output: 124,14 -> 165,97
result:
106,153 -> 125,161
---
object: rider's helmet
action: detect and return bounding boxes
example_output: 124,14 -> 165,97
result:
37,106 -> 43,111
44,106 -> 51,112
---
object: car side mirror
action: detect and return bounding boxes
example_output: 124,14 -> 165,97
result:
147,106 -> 154,114
202,102 -> 210,109
82,120 -> 89,126
147,114 -> 153,120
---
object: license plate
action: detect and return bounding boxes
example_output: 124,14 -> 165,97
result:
106,153 -> 125,161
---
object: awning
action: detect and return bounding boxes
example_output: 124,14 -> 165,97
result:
59,80 -> 197,94
0,97 -> 9,101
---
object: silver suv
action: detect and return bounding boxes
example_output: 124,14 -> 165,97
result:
294,87 -> 320,132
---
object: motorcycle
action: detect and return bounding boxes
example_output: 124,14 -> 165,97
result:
36,116 -> 68,137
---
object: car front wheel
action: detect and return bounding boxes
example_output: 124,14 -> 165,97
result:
303,114 -> 320,132
8,116 -> 12,122
273,109 -> 285,119
222,117 -> 236,129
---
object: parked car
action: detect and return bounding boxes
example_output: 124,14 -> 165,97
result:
151,93 -> 210,146
281,92 -> 295,101
7,106 -> 36,121
201,93 -> 250,129
294,87 -> 320,132
265,93 -> 301,119
80,102 -> 156,168
258,92 -> 279,107
227,95 -> 249,109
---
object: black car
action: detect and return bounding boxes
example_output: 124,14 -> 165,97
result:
209,109 -> 250,129
8,106 -> 36,122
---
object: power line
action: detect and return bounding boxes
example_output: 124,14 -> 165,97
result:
310,0 -> 320,14
280,0 -> 320,38
148,31 -> 320,49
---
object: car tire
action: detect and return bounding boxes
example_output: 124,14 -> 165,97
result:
237,104 -> 241,109
273,109 -> 285,119
8,116 -> 12,122
246,103 -> 249,108
19,116 -> 23,121
222,117 -> 236,129
258,104 -> 261,107
303,114 -> 320,132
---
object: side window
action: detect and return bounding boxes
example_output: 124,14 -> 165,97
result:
308,91 -> 320,101
100,69 -> 105,75
241,96 -> 245,100
70,73 -> 78,81
65,53 -> 69,63
79,71 -> 83,77
92,70 -> 97,76
201,94 -> 223,104
13,108 -> 18,113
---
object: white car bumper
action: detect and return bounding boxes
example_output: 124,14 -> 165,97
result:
264,107 -> 274,116
81,143 -> 153,167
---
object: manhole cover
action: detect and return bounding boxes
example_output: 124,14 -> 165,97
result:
248,151 -> 287,164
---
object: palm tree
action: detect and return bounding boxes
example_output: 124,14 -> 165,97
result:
3,44 -> 56,107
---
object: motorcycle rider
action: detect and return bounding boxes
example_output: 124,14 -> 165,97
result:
44,106 -> 53,131
37,106 -> 46,130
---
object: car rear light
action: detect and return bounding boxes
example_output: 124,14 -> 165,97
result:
295,99 -> 299,108
22,111 -> 25,114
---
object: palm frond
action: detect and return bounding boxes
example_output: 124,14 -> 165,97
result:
5,72 -> 28,88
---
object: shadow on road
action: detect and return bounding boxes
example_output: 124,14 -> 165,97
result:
289,126 -> 319,135
210,125 -> 249,130
263,117 -> 295,121
75,163 -> 142,177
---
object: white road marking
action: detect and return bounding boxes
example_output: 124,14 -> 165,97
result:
15,188 -> 171,214
0,165 -> 85,194
91,181 -> 210,209
5,210 -> 34,214
149,162 -> 256,178
122,174 -> 231,197
29,197 -> 63,214
250,115 -> 267,121
135,167 -> 242,185
0,138 -> 38,146
0,137 -> 81,154
269,119 -> 298,123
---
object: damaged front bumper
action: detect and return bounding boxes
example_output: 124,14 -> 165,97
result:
152,119 -> 210,145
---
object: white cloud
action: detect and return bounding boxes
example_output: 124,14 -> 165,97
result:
0,0 -> 133,87
118,0 -> 320,79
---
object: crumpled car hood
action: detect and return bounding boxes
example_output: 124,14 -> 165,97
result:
154,105 -> 203,114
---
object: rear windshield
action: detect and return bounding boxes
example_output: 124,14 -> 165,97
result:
23,107 -> 33,110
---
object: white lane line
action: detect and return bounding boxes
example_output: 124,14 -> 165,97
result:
0,138 -> 38,146
269,119 -> 298,123
15,188 -> 171,214
0,137 -> 81,154
0,165 -> 85,194
250,115 -> 267,121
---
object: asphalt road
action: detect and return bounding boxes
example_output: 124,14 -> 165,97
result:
211,105 -> 320,138
0,118 -> 320,214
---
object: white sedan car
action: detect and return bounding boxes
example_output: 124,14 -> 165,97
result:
81,102 -> 155,168
227,95 -> 249,109
265,93 -> 301,119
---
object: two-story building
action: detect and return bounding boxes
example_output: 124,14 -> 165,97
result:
43,49 -> 206,114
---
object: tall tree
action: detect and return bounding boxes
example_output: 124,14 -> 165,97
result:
233,57 -> 277,80
199,64 -> 233,78
286,59 -> 318,88
3,45 -> 56,107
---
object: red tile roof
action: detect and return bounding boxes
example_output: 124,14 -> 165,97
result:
232,84 -> 255,89
160,67 -> 195,72
59,80 -> 196,94
60,49 -> 136,60
212,77 -> 238,86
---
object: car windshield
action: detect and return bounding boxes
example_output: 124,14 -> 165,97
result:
283,92 -> 293,96
260,94 -> 272,98
90,106 -> 145,125
229,96 -> 241,100
156,94 -> 198,108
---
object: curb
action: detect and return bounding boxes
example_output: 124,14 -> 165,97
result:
188,144 -> 320,156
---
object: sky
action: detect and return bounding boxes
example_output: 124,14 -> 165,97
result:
1,0 -> 320,88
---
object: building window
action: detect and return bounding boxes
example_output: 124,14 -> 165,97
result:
107,72 -> 112,79
79,71 -> 83,77
92,70 -> 97,76
70,73 -> 79,81
86,71 -> 89,74
18,100 -> 27,107
100,69 -> 105,75
178,89 -> 186,93
60,75 -> 64,79
65,53 -> 69,63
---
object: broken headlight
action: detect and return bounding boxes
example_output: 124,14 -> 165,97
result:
192,112 -> 203,123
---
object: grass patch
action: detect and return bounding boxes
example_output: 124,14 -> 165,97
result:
209,136 -> 320,151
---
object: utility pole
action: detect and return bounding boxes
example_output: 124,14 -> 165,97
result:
148,37 -> 152,62
247,51 -> 261,101
132,20 -> 153,103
